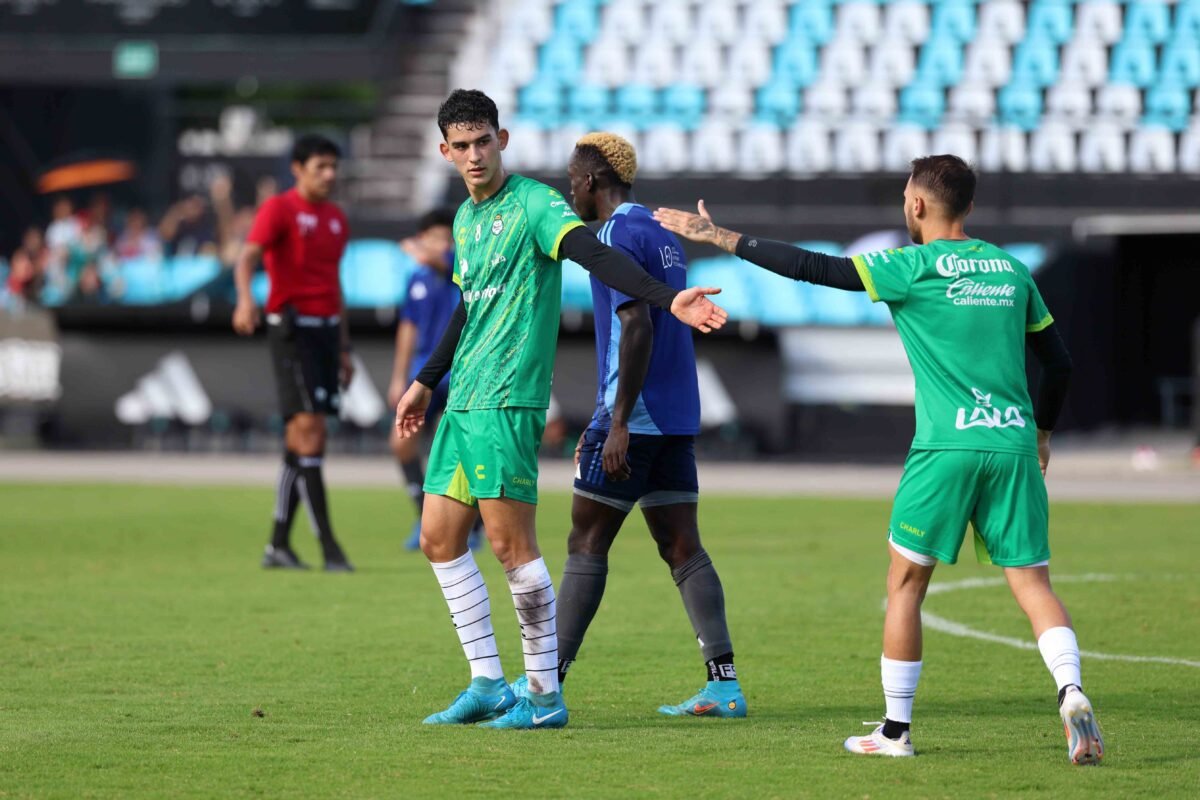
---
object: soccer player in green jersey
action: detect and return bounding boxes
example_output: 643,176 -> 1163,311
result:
655,155 -> 1103,765
393,90 -> 727,730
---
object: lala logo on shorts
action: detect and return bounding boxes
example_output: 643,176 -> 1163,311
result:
955,388 -> 1026,430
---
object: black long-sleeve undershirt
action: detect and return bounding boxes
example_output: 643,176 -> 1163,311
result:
1027,324 -> 1072,431
415,298 -> 466,390
559,225 -> 680,310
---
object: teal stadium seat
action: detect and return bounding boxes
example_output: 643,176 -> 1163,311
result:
810,284 -> 868,326
251,272 -> 269,306
539,36 -> 583,85
788,2 -> 834,46
1124,0 -> 1171,44
916,38 -> 964,86
750,267 -> 813,327
166,255 -> 220,299
555,0 -> 599,43
1003,242 -> 1048,274
1160,40 -> 1200,88
756,78 -> 801,126
687,257 -> 757,322
899,83 -> 946,129
662,84 -> 706,131
519,78 -> 563,127
341,239 -> 413,308
567,84 -> 610,127
773,39 -> 819,88
119,258 -> 163,305
1176,1 -> 1200,43
560,259 -> 593,313
1012,36 -> 1061,88
1110,39 -> 1157,88
1026,0 -> 1073,44
998,82 -> 1044,131
930,0 -> 977,43
614,84 -> 659,129
1144,84 -> 1192,132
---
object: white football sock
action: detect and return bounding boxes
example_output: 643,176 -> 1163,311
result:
881,655 -> 923,724
507,557 -> 560,696
431,551 -> 503,680
1037,626 -> 1082,691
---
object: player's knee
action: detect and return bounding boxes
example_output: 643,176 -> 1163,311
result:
888,562 -> 931,599
650,527 -> 700,569
289,414 -> 326,455
566,525 -> 614,556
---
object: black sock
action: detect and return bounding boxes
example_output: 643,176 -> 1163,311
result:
270,451 -> 301,549
297,455 -> 340,557
706,652 -> 737,682
881,718 -> 910,740
671,550 -> 735,678
557,657 -> 574,686
1057,684 -> 1081,707
399,457 -> 425,515
555,553 -> 609,685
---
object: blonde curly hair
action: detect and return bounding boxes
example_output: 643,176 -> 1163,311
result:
575,132 -> 638,186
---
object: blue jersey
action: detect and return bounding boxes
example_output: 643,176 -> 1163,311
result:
400,265 -> 460,380
589,203 -> 700,435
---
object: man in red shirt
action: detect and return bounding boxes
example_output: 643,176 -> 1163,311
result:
233,134 -> 354,572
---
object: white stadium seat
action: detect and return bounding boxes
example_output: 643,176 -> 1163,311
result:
1129,127 -> 1177,173
492,36 -> 538,88
806,81 -> 849,123
738,123 -> 786,175
691,120 -> 739,172
1075,0 -> 1123,45
949,84 -> 996,126
584,37 -> 630,88
696,0 -> 740,45
882,1 -> 930,44
821,38 -> 868,86
1061,39 -> 1110,88
600,0 -> 645,45
498,0 -> 553,43
727,43 -> 773,88
679,38 -> 725,88
836,0 -> 883,44
1096,84 -> 1142,130
648,0 -> 693,46
503,122 -> 550,172
632,41 -> 678,87
852,85 -> 898,122
1030,123 -> 1079,172
640,125 -> 691,176
977,0 -> 1025,44
869,40 -> 917,87
834,121 -> 882,173
1046,83 -> 1093,130
550,123 -> 589,167
882,125 -> 929,172
980,125 -> 1029,172
787,120 -> 834,174
962,41 -> 1012,87
1078,123 -> 1128,173
931,123 -> 978,165
1179,123 -> 1200,173
744,0 -> 787,46
709,84 -> 755,121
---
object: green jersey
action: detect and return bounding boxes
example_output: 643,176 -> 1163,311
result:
851,238 -> 1053,457
447,174 -> 585,410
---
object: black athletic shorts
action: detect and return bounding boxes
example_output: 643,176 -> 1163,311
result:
267,310 -> 341,419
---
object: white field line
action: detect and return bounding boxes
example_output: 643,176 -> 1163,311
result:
881,574 -> 1200,669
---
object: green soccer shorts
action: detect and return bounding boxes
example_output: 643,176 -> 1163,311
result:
887,449 -> 1050,567
423,408 -> 546,506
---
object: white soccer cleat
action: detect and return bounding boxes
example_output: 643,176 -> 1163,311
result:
1060,690 -> 1104,766
844,722 -> 915,757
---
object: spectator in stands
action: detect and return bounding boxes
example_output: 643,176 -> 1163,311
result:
5,249 -> 43,307
114,208 -> 163,261
45,195 -> 82,282
159,194 -> 218,257
69,260 -> 108,305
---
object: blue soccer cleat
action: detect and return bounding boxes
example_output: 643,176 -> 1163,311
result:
404,518 -> 422,551
422,676 -> 516,725
658,681 -> 748,718
478,691 -> 569,730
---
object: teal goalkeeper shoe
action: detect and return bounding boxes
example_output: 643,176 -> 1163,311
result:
478,692 -> 569,730
422,677 -> 515,725
658,681 -> 747,718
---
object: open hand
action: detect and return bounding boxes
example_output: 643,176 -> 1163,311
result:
654,200 -> 719,244
394,382 -> 433,439
670,286 -> 727,333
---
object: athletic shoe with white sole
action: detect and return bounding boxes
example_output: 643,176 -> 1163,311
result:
844,722 -> 915,757
1060,689 -> 1104,766
478,692 -> 569,730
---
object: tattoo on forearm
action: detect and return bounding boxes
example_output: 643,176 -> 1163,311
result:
685,216 -> 715,240
713,227 -> 740,254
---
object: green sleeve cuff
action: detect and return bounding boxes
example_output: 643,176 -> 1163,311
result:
1026,313 -> 1054,333
851,255 -> 881,303
550,220 -> 586,261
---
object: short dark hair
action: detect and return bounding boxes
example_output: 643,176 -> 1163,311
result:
437,89 -> 500,138
909,155 -> 976,217
291,134 -> 341,165
417,207 -> 456,232
571,144 -> 630,191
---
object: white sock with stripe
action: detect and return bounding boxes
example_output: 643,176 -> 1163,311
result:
1037,626 -> 1082,691
507,557 -> 560,696
881,655 -> 922,724
431,551 -> 503,680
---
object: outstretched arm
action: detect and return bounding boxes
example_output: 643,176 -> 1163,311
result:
1027,324 -> 1073,475
558,226 -> 727,333
654,201 -> 865,291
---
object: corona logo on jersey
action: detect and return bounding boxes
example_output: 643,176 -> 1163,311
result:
934,252 -> 1017,278
955,387 -> 1027,430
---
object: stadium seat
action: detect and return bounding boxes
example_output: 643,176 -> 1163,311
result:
882,0 -> 930,44
566,84 -> 610,127
1026,0 -> 1073,44
556,0 -> 600,44
492,37 -> 538,89
931,123 -> 978,165
1109,40 -> 1158,88
728,44 -> 773,89
1179,122 -> 1200,173
930,0 -> 976,42
1124,1 -> 1171,45
687,256 -> 757,321
773,39 -> 820,88
997,82 -> 1043,131
166,255 -> 220,299
341,240 -> 410,308
549,123 -> 590,166
976,0 -> 1025,44
1176,2 -> 1200,44
916,38 -> 964,86
1011,36 -> 1060,88
519,78 -> 563,127
696,0 -> 739,45
1060,39 -> 1109,88
540,36 -> 584,85
786,121 -> 834,174
1003,243 -> 1048,273
118,258 -> 163,305
752,268 -> 814,327
1160,41 -> 1200,89
632,43 -> 677,88
810,284 -> 868,326
500,1 -> 553,44
649,0 -> 692,45
868,40 -> 916,88
599,0 -> 644,44
962,40 -> 1012,87
710,84 -> 754,121
614,84 -> 659,129
560,259 -> 593,313
745,0 -> 788,46
662,84 -> 706,131
691,120 -> 738,172
755,79 -> 802,126
1045,83 -> 1092,129
1129,125 -> 1177,172
1074,0 -> 1123,45
979,125 -> 1029,172
852,85 -> 898,122
948,84 -> 996,126
833,122 -> 882,173
1030,122 -> 1078,172
640,125 -> 691,174
899,83 -> 946,129
882,125 -> 930,172
788,1 -> 835,45
584,37 -> 630,88
251,272 -> 269,306
502,120 -> 551,171
738,123 -> 786,175
680,38 -> 726,88
1144,84 -> 1192,132
822,38 -> 868,86
1079,122 -> 1128,172
836,0 -> 882,43
1096,83 -> 1143,129
794,240 -> 843,258
806,82 -> 849,122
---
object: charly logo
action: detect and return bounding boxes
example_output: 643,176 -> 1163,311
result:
491,214 -> 504,235
956,388 -> 1027,430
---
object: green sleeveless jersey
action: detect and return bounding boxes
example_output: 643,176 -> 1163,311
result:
447,174 -> 585,410
851,238 -> 1053,457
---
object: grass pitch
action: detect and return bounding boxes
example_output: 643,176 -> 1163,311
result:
2,483 -> 1198,799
